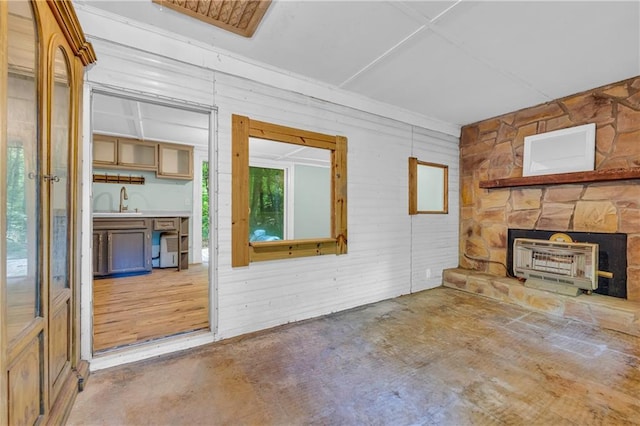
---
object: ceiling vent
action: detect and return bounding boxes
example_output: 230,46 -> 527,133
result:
152,0 -> 271,38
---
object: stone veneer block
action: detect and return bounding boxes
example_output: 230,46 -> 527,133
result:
613,129 -> 640,158
507,210 -> 540,229
616,103 -> 640,133
582,184 -> 640,206
537,203 -> 574,230
511,188 -> 542,210
543,186 -> 583,203
596,124 -> 615,154
573,201 -> 618,232
620,209 -> 640,234
627,268 -> 640,302
442,268 -> 640,337
517,289 -> 565,316
445,269 -> 470,289
467,274 -> 493,296
628,235 -> 640,266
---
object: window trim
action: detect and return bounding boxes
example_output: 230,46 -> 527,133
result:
232,115 -> 347,266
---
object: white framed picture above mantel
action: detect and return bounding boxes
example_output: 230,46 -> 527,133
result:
523,123 -> 596,177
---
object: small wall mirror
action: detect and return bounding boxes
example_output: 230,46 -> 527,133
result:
409,157 -> 448,214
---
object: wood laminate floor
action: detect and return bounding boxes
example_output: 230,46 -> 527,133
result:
70,287 -> 640,425
92,264 -> 209,353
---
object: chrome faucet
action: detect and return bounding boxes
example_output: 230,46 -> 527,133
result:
119,186 -> 128,212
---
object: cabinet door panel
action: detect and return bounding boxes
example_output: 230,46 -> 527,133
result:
158,143 -> 193,179
49,299 -> 71,398
93,135 -> 117,165
118,139 -> 157,170
48,45 -> 74,405
108,229 -> 151,274
93,232 -> 105,275
8,333 -> 44,425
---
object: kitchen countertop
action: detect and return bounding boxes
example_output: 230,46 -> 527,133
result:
93,210 -> 191,218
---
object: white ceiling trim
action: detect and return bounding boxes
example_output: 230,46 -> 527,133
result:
74,4 -> 461,137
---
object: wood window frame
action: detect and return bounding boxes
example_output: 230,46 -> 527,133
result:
408,157 -> 449,215
232,114 -> 347,266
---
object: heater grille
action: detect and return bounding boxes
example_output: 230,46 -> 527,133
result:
513,238 -> 598,295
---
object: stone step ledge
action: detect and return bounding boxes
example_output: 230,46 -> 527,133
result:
443,268 -> 640,337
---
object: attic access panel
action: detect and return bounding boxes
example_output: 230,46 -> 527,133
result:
152,0 -> 271,38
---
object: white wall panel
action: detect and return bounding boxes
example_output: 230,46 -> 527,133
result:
410,127 -> 460,293
80,29 -> 460,364
87,38 -> 215,107
213,71 -> 456,339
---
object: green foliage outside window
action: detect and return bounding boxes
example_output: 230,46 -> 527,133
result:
249,166 -> 284,241
201,161 -> 209,246
6,146 -> 29,259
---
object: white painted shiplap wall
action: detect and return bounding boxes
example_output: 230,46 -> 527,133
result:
410,128 -> 461,293
77,6 -> 460,366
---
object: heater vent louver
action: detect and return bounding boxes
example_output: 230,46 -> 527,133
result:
513,238 -> 599,296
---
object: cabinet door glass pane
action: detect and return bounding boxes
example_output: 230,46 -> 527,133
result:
119,141 -> 156,167
93,138 -> 116,163
51,48 -> 71,294
161,146 -> 189,174
6,0 -> 40,341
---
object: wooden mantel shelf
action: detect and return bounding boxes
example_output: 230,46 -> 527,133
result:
480,167 -> 640,189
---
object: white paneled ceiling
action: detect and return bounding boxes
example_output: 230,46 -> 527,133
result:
79,0 -> 640,128
92,93 -> 210,147
250,138 -> 330,166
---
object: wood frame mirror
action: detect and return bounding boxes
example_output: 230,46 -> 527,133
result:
408,157 -> 448,214
232,115 -> 347,267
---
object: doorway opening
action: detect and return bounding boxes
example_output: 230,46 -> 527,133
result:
90,91 -> 212,354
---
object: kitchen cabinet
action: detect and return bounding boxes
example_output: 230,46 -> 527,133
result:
93,134 -> 158,171
151,216 -> 190,270
179,216 -> 190,270
93,134 -> 118,165
158,142 -> 194,179
118,138 -> 158,170
94,215 -> 189,276
93,218 -> 152,276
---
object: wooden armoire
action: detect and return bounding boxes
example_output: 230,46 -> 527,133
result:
1,1 -> 95,424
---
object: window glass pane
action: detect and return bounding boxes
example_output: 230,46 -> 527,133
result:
249,138 -> 331,241
417,164 -> 445,212
6,0 -> 40,340
51,48 -> 71,294
249,166 -> 285,241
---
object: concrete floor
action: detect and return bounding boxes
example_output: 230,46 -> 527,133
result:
68,287 -> 640,425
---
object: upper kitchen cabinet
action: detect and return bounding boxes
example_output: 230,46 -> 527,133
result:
118,138 -> 157,170
1,1 -> 96,424
93,134 -> 118,165
158,142 -> 194,179
93,134 -> 194,179
93,134 -> 158,171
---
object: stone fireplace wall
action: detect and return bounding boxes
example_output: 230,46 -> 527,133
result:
460,76 -> 640,301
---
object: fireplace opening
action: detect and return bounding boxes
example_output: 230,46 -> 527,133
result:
507,229 -> 627,299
